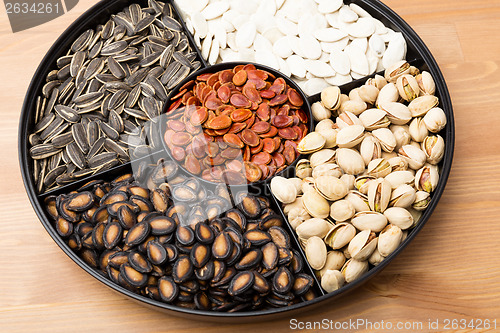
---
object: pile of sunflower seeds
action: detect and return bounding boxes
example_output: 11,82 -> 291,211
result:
29,0 -> 201,194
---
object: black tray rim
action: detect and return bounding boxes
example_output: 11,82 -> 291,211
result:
18,0 -> 455,320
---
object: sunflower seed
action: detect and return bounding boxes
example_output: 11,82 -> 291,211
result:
143,97 -> 160,121
74,92 -> 104,108
88,137 -> 106,159
161,61 -> 181,85
124,107 -> 149,121
125,67 -> 149,87
88,152 -> 117,169
108,90 -> 129,109
162,16 -> 182,32
34,113 -> 55,133
71,29 -> 94,52
30,144 -> 61,160
147,75 -> 167,101
167,65 -> 190,90
84,58 -> 105,80
54,105 -> 81,123
51,131 -> 74,148
44,165 -> 66,187
42,81 -> 60,98
125,85 -> 141,108
102,20 -> 115,40
136,14 -> 156,33
72,123 -> 90,154
40,116 -> 64,140
66,142 -> 86,169
101,41 -> 128,56
100,121 -> 120,140
104,138 -> 129,159
173,51 -> 192,68
108,56 -> 126,79
70,51 -> 87,77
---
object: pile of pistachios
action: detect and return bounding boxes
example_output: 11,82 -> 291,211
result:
270,60 -> 447,293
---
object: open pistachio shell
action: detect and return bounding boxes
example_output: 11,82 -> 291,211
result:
321,269 -> 345,293
367,178 -> 392,213
310,149 -> 336,168
383,207 -> 414,230
415,164 -> 439,193
351,211 -> 388,232
311,101 -> 332,121
330,199 -> 355,222
396,74 -> 420,102
270,176 -> 297,204
319,252 -> 346,278
378,224 -> 403,257
324,223 -> 357,249
312,163 -> 343,179
345,191 -> 370,212
303,189 -> 331,219
389,184 -> 416,208
359,108 -> 390,131
336,148 -> 365,175
385,170 -> 415,189
422,134 -> 445,165
341,259 -> 369,283
296,218 -> 332,240
298,132 -> 326,154
336,111 -> 363,129
348,230 -> 378,261
315,176 -> 349,201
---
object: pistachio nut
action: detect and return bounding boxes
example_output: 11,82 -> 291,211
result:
345,191 -> 370,212
389,184 -> 416,208
296,159 -> 312,179
367,158 -> 392,178
342,245 -> 351,260
367,178 -> 392,213
381,151 -> 398,160
390,125 -> 412,151
324,223 -> 357,249
408,95 -> 439,117
340,174 -> 356,191
385,170 -> 415,189
388,156 -> 409,172
337,125 -> 365,148
287,207 -> 310,230
380,102 -> 412,125
321,269 -> 345,293
330,199 -> 355,222
366,74 -> 387,90
412,191 -> 431,211
355,175 -> 376,195
315,176 -> 349,201
377,224 -> 403,257
383,207 -> 414,230
336,148 -> 366,175
339,93 -> 350,105
359,108 -> 390,131
270,176 -> 297,204
398,145 -> 426,170
339,100 -> 368,116
283,197 -> 304,215
360,134 -> 382,166
301,177 -> 316,194
341,259 -> 369,283
423,107 -> 447,133
303,189 -> 331,218
315,119 -> 336,132
296,218 -> 332,240
422,134 -> 445,164
351,211 -> 388,232
289,178 -> 304,195
415,71 -> 436,96
298,132 -> 326,154
321,86 -> 341,111
409,117 -> 429,143
336,111 -> 363,129
384,60 -> 411,83
348,88 -> 363,102
376,82 -> 399,108
372,128 -> 397,153
368,248 -> 385,266
312,101 -> 332,121
319,251 -> 347,277
408,208 -> 422,226
310,149 -> 336,168
409,66 -> 420,76
305,236 -> 327,270
318,129 -> 338,149
359,84 -> 380,105
415,164 -> 439,193
396,74 -> 420,102
312,163 -> 343,179
348,230 -> 378,261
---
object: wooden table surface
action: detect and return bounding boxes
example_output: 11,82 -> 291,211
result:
1,1 -> 499,332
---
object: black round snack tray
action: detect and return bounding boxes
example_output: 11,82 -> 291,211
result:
19,0 -> 454,322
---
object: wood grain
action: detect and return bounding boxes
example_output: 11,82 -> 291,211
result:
1,0 -> 499,332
